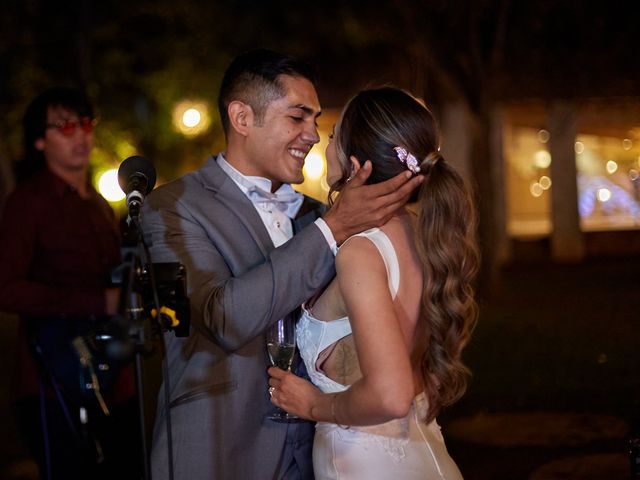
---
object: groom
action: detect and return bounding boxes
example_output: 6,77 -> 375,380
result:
143,49 -> 421,479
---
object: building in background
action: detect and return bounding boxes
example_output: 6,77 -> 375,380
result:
293,98 -> 640,265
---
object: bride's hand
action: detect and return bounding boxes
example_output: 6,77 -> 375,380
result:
268,367 -> 322,420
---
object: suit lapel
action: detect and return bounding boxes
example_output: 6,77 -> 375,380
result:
292,197 -> 327,235
199,155 -> 327,244
199,156 -> 274,257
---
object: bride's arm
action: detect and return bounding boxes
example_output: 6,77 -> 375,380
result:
268,236 -> 415,426
327,236 -> 415,425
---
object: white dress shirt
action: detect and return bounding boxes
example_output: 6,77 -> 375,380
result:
216,153 -> 336,253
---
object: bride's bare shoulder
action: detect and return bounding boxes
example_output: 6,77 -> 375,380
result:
336,234 -> 386,277
336,234 -> 378,258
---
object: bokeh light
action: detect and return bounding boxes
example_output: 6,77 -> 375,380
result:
539,175 -> 552,190
597,188 -> 611,202
173,101 -> 210,136
182,108 -> 202,128
533,150 -> 551,169
537,129 -> 550,143
530,181 -> 543,197
303,151 -> 325,180
98,169 -> 125,202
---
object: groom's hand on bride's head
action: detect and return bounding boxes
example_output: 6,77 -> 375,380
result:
323,158 -> 423,245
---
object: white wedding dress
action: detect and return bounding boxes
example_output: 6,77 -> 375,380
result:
297,228 -> 463,479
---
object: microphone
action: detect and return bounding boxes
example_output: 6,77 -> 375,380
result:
118,156 -> 156,221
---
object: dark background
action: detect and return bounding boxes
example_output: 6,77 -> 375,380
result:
1,1 -> 639,478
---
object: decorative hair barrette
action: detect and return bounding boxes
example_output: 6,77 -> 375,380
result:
393,146 -> 421,174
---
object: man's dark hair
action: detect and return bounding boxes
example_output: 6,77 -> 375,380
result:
217,49 -> 317,137
17,86 -> 94,182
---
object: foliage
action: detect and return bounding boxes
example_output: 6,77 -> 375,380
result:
0,0 -> 638,242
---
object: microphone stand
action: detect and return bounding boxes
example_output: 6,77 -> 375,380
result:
116,157 -> 178,480
117,206 -> 174,480
117,212 -> 151,480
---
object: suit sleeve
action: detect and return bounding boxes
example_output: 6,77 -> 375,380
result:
141,183 -> 335,352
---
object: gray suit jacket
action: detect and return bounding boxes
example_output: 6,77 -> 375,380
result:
142,155 -> 335,479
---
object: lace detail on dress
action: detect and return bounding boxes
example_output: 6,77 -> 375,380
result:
297,313 -> 349,394
316,394 -> 430,463
331,418 -> 410,463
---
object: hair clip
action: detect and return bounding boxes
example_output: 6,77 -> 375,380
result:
393,146 -> 421,174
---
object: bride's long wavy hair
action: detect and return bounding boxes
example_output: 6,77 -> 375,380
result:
329,87 -> 479,422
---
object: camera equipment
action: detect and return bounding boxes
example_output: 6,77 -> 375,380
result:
110,256 -> 191,351
111,156 -> 189,480
92,156 -> 191,365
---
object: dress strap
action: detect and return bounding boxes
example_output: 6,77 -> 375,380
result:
341,228 -> 400,299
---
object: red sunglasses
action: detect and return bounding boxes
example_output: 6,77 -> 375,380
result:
45,117 -> 95,136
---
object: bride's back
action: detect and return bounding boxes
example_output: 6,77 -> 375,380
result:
309,211 -> 423,388
312,86 -> 479,422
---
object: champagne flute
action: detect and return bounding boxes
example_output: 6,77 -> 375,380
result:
266,317 -> 298,421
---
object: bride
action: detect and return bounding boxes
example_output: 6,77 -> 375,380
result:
268,86 -> 478,479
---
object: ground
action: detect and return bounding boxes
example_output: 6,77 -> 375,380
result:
1,255 -> 639,479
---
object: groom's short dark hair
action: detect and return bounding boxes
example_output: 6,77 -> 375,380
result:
218,49 -> 317,137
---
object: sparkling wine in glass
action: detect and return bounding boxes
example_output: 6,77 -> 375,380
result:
267,342 -> 295,371
266,318 -> 298,421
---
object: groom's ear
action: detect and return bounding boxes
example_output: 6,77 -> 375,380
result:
228,101 -> 254,137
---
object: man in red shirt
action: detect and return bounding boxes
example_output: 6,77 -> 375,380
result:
0,87 -> 140,479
